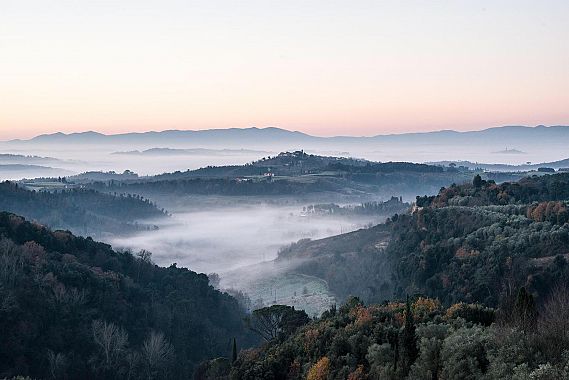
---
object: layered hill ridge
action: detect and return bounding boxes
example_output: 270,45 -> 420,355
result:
84,151 -> 487,200
0,181 -> 167,237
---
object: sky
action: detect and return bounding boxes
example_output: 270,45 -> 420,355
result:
1,0 -> 568,140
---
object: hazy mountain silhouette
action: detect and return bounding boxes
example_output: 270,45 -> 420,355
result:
8,125 -> 569,147
14,127 -> 316,145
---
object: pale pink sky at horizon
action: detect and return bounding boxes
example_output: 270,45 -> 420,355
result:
1,1 -> 568,140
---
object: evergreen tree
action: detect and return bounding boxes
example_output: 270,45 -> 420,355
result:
400,296 -> 418,374
473,174 -> 483,188
514,287 -> 537,333
231,338 -> 237,364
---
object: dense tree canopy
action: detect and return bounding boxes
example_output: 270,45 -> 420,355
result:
202,292 -> 569,379
0,212 -> 255,379
0,181 -> 166,237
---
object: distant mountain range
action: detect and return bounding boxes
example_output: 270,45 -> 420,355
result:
112,147 -> 271,156
6,125 -> 569,148
9,127 -> 315,146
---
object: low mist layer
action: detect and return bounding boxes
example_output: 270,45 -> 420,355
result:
110,204 -> 382,275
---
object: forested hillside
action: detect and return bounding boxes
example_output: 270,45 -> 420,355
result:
0,181 -> 167,237
279,173 -> 569,308
211,292 -> 569,379
277,225 -> 393,304
4,170 -> 567,380
0,212 -> 255,379
141,151 -> 367,180
92,177 -> 347,197
85,152 -> 480,200
418,172 -> 569,208
194,172 -> 569,380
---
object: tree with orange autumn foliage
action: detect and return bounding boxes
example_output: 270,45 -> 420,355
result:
347,365 -> 367,380
307,357 -> 330,380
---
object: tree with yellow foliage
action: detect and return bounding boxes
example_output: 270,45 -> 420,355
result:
307,357 -> 330,380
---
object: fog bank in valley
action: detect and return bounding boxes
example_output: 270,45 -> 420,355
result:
111,204 -> 381,275
110,202 -> 387,315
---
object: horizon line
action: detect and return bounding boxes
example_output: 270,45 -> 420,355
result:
4,124 -> 568,143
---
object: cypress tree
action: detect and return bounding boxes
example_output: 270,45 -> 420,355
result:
400,296 -> 418,373
473,174 -> 483,188
231,337 -> 237,364
514,287 -> 537,333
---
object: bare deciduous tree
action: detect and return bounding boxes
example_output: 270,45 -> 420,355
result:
136,249 -> 153,280
92,320 -> 128,370
53,284 -> 87,306
47,349 -> 67,380
124,351 -> 140,380
142,330 -> 174,380
538,284 -> 569,359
